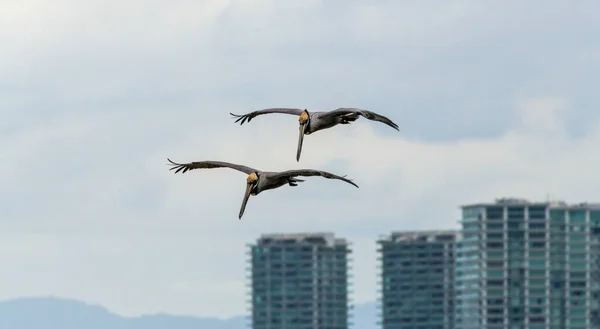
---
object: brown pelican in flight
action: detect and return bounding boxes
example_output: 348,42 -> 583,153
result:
230,108 -> 399,161
167,159 -> 358,219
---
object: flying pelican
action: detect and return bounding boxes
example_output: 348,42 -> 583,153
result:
167,159 -> 358,219
230,108 -> 399,161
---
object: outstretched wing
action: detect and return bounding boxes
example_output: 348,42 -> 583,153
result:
230,108 -> 304,125
273,169 -> 359,188
327,108 -> 399,131
167,158 -> 257,175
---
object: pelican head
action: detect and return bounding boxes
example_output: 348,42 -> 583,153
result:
296,109 -> 310,162
240,172 -> 259,219
298,110 -> 310,125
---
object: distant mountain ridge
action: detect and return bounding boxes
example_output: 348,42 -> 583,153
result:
0,297 -> 377,329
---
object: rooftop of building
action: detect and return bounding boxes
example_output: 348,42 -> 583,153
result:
379,230 -> 457,243
461,197 -> 600,209
255,232 -> 347,246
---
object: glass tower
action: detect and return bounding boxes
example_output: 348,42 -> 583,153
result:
248,232 -> 351,329
455,198 -> 600,329
378,230 -> 457,329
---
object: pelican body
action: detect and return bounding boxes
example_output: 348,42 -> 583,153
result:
167,159 -> 358,219
230,107 -> 399,161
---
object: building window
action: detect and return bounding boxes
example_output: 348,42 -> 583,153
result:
508,206 -> 525,219
591,210 -> 600,223
486,206 -> 504,220
569,210 -> 586,224
550,209 -> 565,221
528,206 -> 546,219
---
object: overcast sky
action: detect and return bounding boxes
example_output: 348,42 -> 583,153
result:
1,0 -> 600,319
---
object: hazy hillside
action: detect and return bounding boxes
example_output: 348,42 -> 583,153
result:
0,297 -> 377,329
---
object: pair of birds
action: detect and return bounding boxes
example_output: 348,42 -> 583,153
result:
167,107 -> 399,219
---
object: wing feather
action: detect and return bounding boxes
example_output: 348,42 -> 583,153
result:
166,159 -> 257,175
327,108 -> 399,131
230,108 -> 304,125
273,169 -> 359,188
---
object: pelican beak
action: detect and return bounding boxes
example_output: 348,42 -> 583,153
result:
239,183 -> 253,220
296,124 -> 305,162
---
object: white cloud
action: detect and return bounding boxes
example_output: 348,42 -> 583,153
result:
1,0 -> 600,320
516,97 -> 567,134
0,234 -> 62,266
3,96 -> 600,317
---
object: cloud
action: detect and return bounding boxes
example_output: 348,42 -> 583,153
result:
2,95 -> 599,317
3,1 -> 599,139
1,0 -> 600,320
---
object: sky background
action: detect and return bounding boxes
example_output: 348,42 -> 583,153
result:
1,0 -> 600,319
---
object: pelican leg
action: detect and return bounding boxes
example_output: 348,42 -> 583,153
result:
340,113 -> 359,124
288,177 -> 305,187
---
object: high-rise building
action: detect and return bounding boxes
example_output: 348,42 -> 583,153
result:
455,198 -> 600,329
248,232 -> 351,329
377,230 -> 457,329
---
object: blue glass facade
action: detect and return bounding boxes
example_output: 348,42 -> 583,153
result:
378,230 -> 456,329
249,233 -> 350,329
455,198 -> 600,329
455,206 -> 483,329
